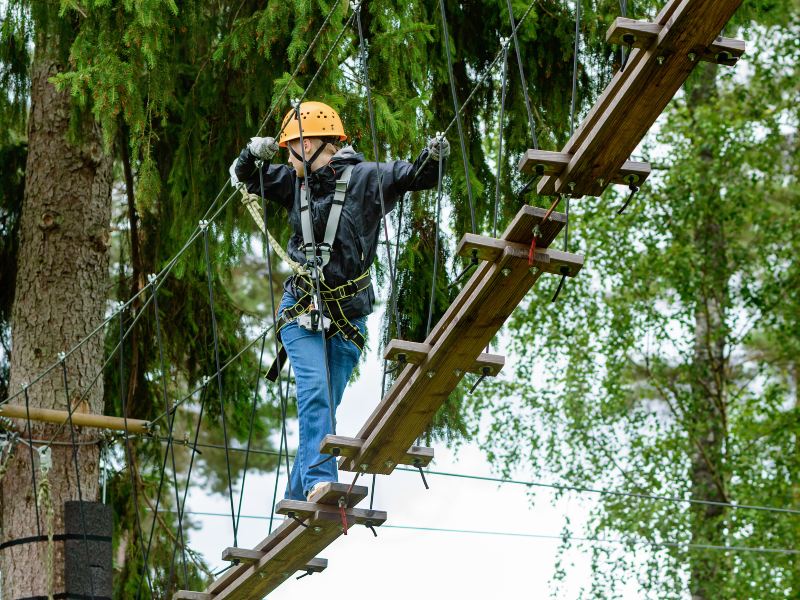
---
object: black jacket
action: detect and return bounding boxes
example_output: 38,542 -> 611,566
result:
235,144 -> 441,319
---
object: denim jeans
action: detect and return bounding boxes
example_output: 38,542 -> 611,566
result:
278,291 -> 366,500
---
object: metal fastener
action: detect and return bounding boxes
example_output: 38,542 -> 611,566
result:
501,267 -> 511,277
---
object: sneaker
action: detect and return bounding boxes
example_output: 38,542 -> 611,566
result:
306,482 -> 332,503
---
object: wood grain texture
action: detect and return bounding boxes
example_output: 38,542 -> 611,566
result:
455,234 -> 584,277
518,150 -> 651,188
384,339 -> 507,376
537,0 -> 743,197
318,435 -> 434,466
0,404 -> 150,434
332,206 -> 582,474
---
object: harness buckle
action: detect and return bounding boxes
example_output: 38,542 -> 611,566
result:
298,308 -> 331,333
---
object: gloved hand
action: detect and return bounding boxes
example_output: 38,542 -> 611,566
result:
427,134 -> 450,161
229,158 -> 242,189
247,136 -> 279,161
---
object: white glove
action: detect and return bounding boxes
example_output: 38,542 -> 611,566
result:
248,136 -> 279,161
229,158 -> 242,189
427,134 -> 450,161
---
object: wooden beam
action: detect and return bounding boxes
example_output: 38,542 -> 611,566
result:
536,0 -> 744,198
384,339 -> 506,376
455,233 -> 584,277
606,17 -> 745,66
319,435 -> 434,467
275,500 -> 387,525
324,205 -> 583,474
518,150 -> 651,192
0,403 -> 151,434
175,483 -> 383,600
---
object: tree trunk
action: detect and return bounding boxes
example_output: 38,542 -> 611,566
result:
687,61 -> 731,600
0,20 -> 112,597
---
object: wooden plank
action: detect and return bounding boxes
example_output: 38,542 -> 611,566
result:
455,234 -> 584,277
319,435 -> 434,466
173,593 -> 212,600
214,510 -> 375,600
304,482 -> 368,507
332,205 -> 584,474
331,205 -> 568,472
384,339 -> 508,376
606,17 -> 744,65
302,557 -> 328,573
537,0 -> 744,197
518,150 -> 651,188
275,500 -> 388,525
222,547 -> 263,563
605,17 -> 662,48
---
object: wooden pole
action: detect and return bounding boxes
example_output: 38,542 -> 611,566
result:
0,404 -> 151,435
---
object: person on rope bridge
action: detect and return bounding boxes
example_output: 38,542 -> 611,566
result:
229,101 -> 449,501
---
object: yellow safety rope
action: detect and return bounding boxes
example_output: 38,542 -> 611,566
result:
237,187 -> 308,276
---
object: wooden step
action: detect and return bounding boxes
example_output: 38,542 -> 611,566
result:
319,435 -> 434,467
384,339 -> 506,376
536,0 -> 744,197
606,17 -> 745,66
275,500 -> 387,525
323,205 -> 584,475
518,149 -> 651,193
456,233 -> 584,277
174,483 -> 382,600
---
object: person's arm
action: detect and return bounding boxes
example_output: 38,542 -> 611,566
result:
379,136 -> 450,200
231,138 -> 294,211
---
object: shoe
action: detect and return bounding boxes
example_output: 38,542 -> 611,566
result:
306,482 -> 332,503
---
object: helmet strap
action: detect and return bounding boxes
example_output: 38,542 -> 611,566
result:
289,141 -> 329,172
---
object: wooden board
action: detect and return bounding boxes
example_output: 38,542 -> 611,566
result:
325,205 -> 584,474
456,233 -> 584,277
319,435 -> 435,467
175,484 -> 373,599
518,149 -> 651,188
384,339 -> 507,376
536,0 -> 744,198
606,17 -> 745,66
275,500 -> 387,525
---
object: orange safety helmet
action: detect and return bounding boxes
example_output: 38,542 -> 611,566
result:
278,101 -> 347,147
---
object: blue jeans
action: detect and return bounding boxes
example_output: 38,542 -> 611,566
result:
278,291 -> 365,500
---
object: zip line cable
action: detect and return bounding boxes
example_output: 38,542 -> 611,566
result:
162,510 -> 800,557
438,0 -> 477,235
138,436 -> 800,517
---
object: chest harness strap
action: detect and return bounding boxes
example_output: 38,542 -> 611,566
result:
266,165 -> 369,382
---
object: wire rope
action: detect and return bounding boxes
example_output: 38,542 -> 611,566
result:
493,43 -> 510,239
505,0 -> 538,148
437,0 -> 477,234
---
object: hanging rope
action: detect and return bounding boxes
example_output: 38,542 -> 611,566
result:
200,222 -> 239,545
493,42 -> 510,239
437,0 -> 477,234
426,143 -> 445,337
505,0 -> 538,148
150,279 -> 188,586
552,0 -> 581,303
118,308 -> 155,597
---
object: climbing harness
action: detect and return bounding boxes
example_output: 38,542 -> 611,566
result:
299,165 -> 354,272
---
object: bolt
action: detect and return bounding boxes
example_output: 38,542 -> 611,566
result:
596,178 -> 605,188
454,369 -> 463,377
360,463 -> 369,472
384,460 -> 395,469
657,55 -> 665,65
313,526 -> 323,534
688,51 -> 697,62
426,370 -> 436,378
501,267 -> 511,277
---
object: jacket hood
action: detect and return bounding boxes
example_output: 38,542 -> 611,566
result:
329,145 -> 364,168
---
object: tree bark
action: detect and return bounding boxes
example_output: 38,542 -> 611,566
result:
0,21 -> 112,597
